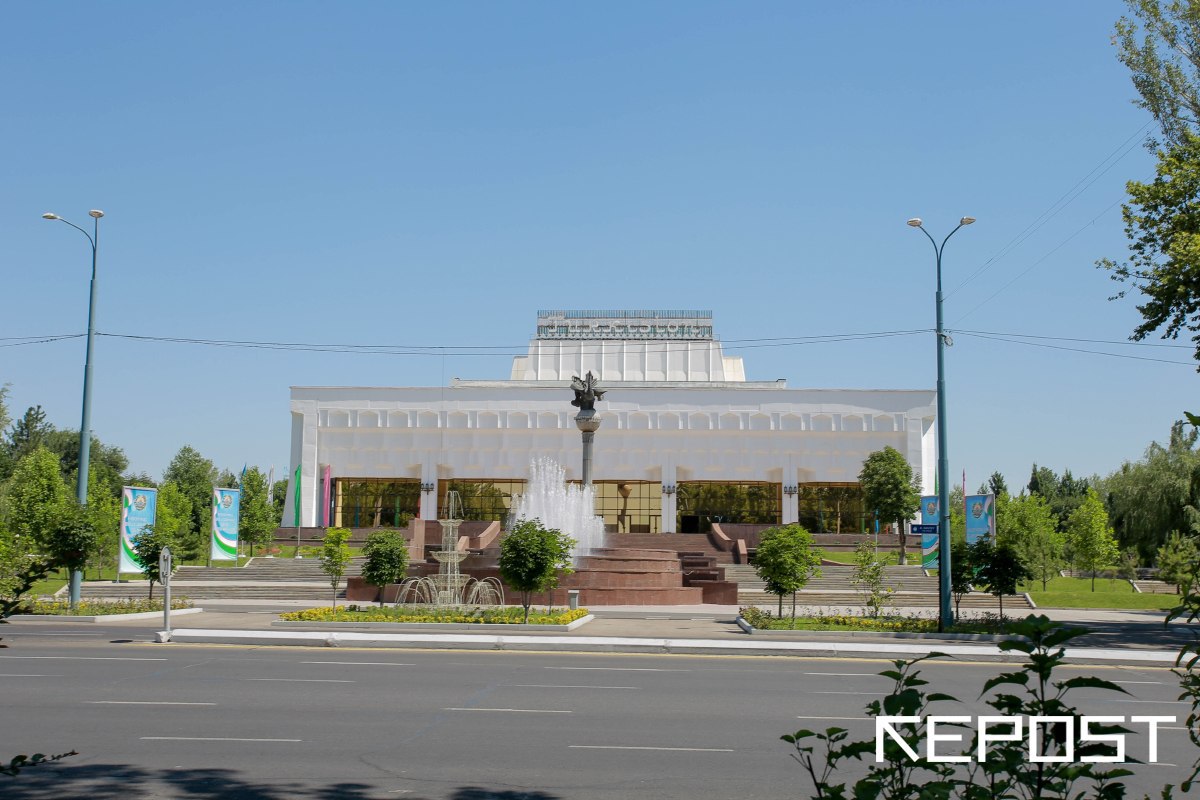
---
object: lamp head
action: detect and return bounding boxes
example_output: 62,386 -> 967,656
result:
88,210 -> 104,219
960,216 -> 976,225
906,218 -> 923,228
42,212 -> 59,220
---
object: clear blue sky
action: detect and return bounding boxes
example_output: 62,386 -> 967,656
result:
2,1 -> 1191,493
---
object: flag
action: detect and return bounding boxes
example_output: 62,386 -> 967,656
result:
293,464 -> 301,527
267,466 -> 275,505
240,463 -> 247,486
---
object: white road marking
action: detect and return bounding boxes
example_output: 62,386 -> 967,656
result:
244,678 -> 354,683
301,661 -> 414,666
803,672 -> 876,677
87,701 -> 216,706
0,674 -> 60,678
141,737 -> 301,742
443,707 -> 571,713
0,656 -> 166,661
3,632 -> 102,636
1111,698 -> 1189,705
1112,680 -> 1164,685
507,684 -> 637,690
811,691 -> 868,695
797,716 -> 870,721
545,666 -> 688,672
569,745 -> 733,752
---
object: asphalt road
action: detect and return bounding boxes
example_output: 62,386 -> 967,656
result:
1,628 -> 1196,799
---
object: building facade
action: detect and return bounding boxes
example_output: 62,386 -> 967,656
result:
285,311 -> 937,534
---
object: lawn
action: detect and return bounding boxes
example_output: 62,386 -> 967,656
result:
816,548 -> 902,565
1025,576 -> 1182,610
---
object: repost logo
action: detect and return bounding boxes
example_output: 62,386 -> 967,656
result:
876,715 -> 1176,764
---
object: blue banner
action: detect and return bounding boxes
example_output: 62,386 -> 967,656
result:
913,523 -> 939,570
211,488 -> 241,561
119,487 -> 158,574
920,495 -> 939,525
965,493 -> 995,545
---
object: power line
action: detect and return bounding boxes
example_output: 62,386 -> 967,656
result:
945,120 -> 1151,299
953,330 -> 1196,367
952,328 -> 1192,349
0,334 -> 85,348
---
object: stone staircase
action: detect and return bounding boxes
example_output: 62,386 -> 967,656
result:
726,564 -> 1033,610
79,558 -> 366,601
604,533 -> 735,564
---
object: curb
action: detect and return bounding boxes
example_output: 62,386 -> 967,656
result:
160,627 -> 1182,665
733,615 -> 1024,642
9,608 -> 204,623
270,614 -> 594,633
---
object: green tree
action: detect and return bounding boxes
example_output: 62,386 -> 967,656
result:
153,483 -> 194,558
498,518 -> 575,623
1065,489 -> 1121,591
997,493 -> 1063,590
319,527 -> 352,609
42,502 -> 98,609
359,529 -> 410,606
948,538 -> 975,623
972,541 -> 1031,620
131,524 -> 175,600
753,524 -> 821,622
850,540 -> 894,618
858,447 -> 921,565
1117,547 -> 1141,591
1115,0 -> 1200,147
162,445 -> 219,559
986,471 -> 1008,498
5,406 -> 51,464
85,465 -> 122,579
1156,529 -> 1200,593
271,479 -> 289,521
238,467 -> 278,556
4,446 -> 69,553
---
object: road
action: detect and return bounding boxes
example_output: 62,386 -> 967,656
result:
0,626 -> 1195,799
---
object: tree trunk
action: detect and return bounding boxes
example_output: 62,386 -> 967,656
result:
791,591 -> 796,626
522,591 -> 531,623
998,592 -> 1004,621
332,579 -> 339,610
777,594 -> 783,617
148,580 -> 155,601
897,519 -> 907,565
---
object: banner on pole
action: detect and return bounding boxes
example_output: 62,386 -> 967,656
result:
913,523 -> 939,570
920,495 -> 939,525
293,463 -> 301,527
211,488 -> 241,561
119,486 -> 158,573
965,493 -> 995,545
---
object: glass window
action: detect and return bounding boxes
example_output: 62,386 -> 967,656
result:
334,479 -> 421,528
438,479 -> 526,522
676,482 -> 781,532
587,481 -> 662,533
797,483 -> 866,533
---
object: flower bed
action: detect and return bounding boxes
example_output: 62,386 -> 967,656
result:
737,606 -> 1012,634
280,605 -> 589,625
18,598 -> 192,616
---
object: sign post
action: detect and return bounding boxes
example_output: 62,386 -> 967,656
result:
160,545 -> 173,641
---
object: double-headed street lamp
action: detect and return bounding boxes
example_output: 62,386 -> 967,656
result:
43,209 -> 104,608
907,215 -> 974,632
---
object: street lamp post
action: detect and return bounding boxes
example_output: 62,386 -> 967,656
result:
907,215 -> 975,632
43,209 -> 105,608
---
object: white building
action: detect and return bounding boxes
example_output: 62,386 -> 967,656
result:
285,311 -> 936,534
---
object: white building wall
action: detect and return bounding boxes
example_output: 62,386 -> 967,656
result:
285,383 -> 937,528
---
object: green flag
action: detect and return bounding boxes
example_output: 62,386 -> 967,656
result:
293,464 -> 301,527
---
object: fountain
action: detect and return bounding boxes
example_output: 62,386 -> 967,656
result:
510,457 -> 605,564
395,490 -> 504,607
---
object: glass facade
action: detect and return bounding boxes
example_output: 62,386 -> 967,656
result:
437,479 -> 526,522
796,483 -> 867,533
589,481 -> 662,533
676,481 -> 781,532
334,479 -> 421,528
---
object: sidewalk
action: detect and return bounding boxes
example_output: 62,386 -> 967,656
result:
132,602 -> 1194,666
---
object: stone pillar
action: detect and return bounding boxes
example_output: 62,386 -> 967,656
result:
575,409 -> 601,488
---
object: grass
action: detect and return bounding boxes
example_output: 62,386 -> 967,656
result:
1024,576 -> 1180,610
816,548 -> 903,565
31,554 -> 265,597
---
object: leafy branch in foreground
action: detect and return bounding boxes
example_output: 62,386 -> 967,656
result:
1,751 -> 78,777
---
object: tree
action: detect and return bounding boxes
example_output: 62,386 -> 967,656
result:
973,541 -> 1032,621
1156,529 -> 1200,593
238,467 -> 278,556
4,446 -> 69,553
131,524 -> 175,600
359,529 -> 409,606
153,483 -> 194,557
986,471 -> 1008,499
85,465 -> 122,579
271,479 -> 289,521
319,527 -> 352,609
498,518 -> 575,623
753,524 -> 822,622
162,446 -> 219,560
1065,489 -> 1121,591
850,540 -> 894,619
1115,0 -> 1200,148
997,493 -> 1063,590
858,447 -> 921,565
1117,547 -> 1141,591
5,406 -> 51,464
41,502 -> 98,609
948,538 -> 975,623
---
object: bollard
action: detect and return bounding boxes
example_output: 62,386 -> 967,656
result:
567,590 -> 580,611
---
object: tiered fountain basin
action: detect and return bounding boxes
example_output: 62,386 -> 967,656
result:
548,547 -> 705,605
